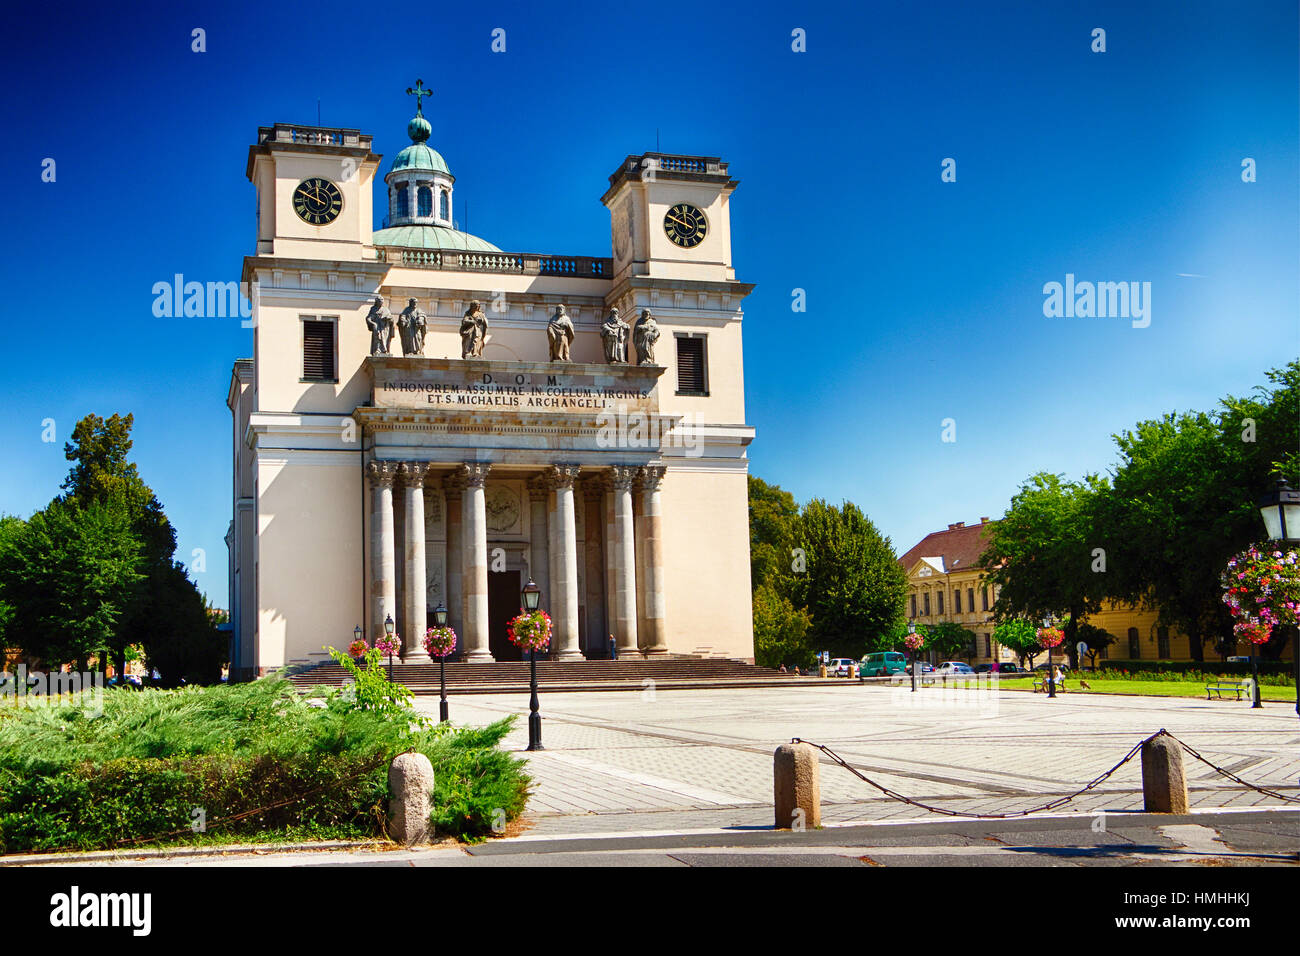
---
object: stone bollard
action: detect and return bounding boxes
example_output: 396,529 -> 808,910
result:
1141,734 -> 1189,813
774,742 -> 821,829
388,751 -> 436,845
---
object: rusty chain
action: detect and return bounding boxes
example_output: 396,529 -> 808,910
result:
791,727 -> 1299,818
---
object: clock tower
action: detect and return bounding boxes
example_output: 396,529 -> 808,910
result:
601,153 -> 740,284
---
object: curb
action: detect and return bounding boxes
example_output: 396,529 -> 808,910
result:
0,838 -> 390,867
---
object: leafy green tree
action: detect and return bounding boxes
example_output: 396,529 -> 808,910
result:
0,515 -> 23,650
926,621 -> 977,659
1074,622 -> 1116,669
789,499 -> 908,659
749,476 -> 799,593
0,500 -> 143,668
981,472 -> 1110,668
993,618 -> 1041,668
752,584 -> 813,669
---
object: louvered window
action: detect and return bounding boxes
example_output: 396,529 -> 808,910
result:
675,335 -> 707,395
303,319 -> 336,382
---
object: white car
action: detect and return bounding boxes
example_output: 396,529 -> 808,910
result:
828,658 -> 857,677
934,661 -> 975,676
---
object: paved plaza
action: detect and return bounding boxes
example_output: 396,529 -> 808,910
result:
412,681 -> 1300,836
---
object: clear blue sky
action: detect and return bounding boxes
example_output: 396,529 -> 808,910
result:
2,0 -> 1296,608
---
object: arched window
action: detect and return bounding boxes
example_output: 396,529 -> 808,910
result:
1127,627 -> 1140,659
396,185 -> 409,219
418,186 -> 432,218
439,189 -> 449,220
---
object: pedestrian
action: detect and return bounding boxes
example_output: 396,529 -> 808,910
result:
609,634 -> 617,660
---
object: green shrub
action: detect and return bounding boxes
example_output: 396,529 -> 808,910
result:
0,678 -> 530,853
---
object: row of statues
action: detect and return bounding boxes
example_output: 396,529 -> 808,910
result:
365,296 -> 660,366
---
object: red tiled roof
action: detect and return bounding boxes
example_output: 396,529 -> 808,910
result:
898,520 -> 996,573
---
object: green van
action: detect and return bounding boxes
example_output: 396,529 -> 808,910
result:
861,651 -> 908,677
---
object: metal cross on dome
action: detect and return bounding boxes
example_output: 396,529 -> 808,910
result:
406,79 -> 433,115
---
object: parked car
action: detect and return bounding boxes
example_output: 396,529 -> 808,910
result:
905,661 -> 935,675
1226,656 -> 1251,664
990,662 -> 1026,674
861,651 -> 908,677
1033,662 -> 1071,673
934,661 -> 975,676
828,658 -> 857,677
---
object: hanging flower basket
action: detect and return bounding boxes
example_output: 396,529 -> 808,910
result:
374,635 -> 401,658
424,625 -> 458,659
348,638 -> 369,659
1221,545 -> 1300,644
1035,627 -> 1065,649
507,609 -> 552,653
903,632 -> 924,652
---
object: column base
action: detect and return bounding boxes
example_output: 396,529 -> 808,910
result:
643,645 -> 670,657
401,650 -> 432,664
553,649 -> 586,662
463,649 -> 496,663
617,648 -> 645,660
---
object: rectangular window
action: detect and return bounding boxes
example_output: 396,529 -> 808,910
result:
1157,627 -> 1170,658
953,589 -> 961,613
983,633 -> 991,656
1128,628 -> 1140,659
910,595 -> 917,618
674,334 -> 708,395
981,587 -> 989,611
302,317 -> 337,382
1099,644 -> 1108,660
936,591 -> 944,614
923,593 -> 930,616
968,588 -> 975,613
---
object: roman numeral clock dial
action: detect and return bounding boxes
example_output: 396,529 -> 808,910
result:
292,178 -> 343,225
663,202 -> 707,248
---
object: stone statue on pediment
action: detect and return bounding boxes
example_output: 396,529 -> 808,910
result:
366,296 -> 395,356
632,308 -> 660,366
460,300 -> 488,359
398,297 -> 427,356
547,304 -> 575,362
600,307 -> 628,364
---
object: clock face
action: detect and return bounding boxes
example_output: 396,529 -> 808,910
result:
663,202 -> 707,248
293,178 -> 343,225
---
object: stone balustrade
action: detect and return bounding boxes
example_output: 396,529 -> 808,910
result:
377,246 -> 611,278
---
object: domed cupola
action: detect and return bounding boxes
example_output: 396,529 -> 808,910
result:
384,82 -> 455,228
373,81 -> 502,253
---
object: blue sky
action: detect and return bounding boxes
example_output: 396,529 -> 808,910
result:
1,0 -> 1296,608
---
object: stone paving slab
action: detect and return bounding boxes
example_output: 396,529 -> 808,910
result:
414,684 -> 1300,836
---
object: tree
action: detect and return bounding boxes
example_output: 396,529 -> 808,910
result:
1074,622 -> 1116,669
981,473 -> 1110,668
789,499 -> 908,659
749,476 -> 799,593
0,499 -> 143,668
925,621 -> 977,660
752,584 -> 813,669
993,618 -> 1041,668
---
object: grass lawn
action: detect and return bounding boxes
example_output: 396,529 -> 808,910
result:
990,677 -> 1297,701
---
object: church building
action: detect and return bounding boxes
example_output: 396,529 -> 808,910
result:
226,88 -> 756,678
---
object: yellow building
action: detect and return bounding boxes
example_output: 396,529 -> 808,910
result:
898,519 -> 1292,664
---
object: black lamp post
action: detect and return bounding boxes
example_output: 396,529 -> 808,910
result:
354,625 -> 363,647
1042,615 -> 1057,699
1258,479 -> 1300,718
907,622 -> 917,693
384,613 -> 395,680
433,603 -> 449,723
522,579 -> 544,751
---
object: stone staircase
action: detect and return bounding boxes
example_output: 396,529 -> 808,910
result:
286,656 -> 841,695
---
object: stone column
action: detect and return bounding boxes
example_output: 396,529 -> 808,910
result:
526,478 -> 551,614
639,465 -> 668,656
442,473 -> 465,651
602,475 -> 617,657
368,461 -> 399,642
545,465 -> 584,661
400,462 -> 432,662
610,465 -> 642,659
461,462 -> 494,662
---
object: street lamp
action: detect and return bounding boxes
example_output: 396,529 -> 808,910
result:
907,622 -> 917,693
384,613 -> 396,680
354,625 -> 363,646
1042,615 -> 1056,699
1258,479 -> 1300,718
433,603 -> 449,723
522,579 -> 544,751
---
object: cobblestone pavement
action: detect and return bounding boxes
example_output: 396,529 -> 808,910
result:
412,682 -> 1300,836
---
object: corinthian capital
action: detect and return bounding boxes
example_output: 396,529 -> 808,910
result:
609,464 -> 639,491
400,461 -> 431,487
367,460 -> 399,487
543,464 -> 581,490
639,464 -> 666,491
461,461 -> 492,488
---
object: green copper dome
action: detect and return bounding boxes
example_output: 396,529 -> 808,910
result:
390,142 -> 450,175
372,223 -> 502,253
407,113 -> 432,143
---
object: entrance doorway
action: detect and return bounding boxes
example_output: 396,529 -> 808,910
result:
488,570 -> 522,662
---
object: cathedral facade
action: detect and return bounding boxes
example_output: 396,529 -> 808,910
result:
226,94 -> 756,678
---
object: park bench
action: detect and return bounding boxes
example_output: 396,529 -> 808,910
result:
1032,678 -> 1066,693
1205,681 -> 1248,700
